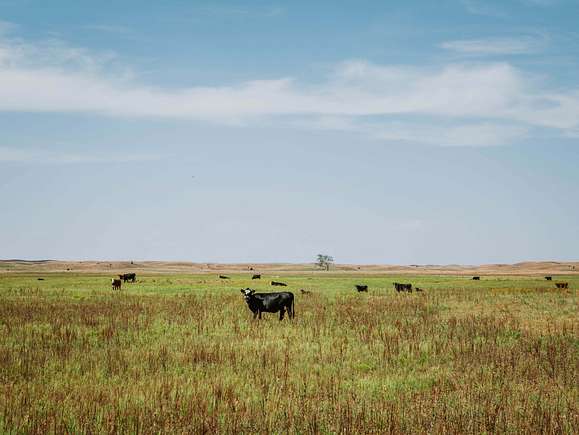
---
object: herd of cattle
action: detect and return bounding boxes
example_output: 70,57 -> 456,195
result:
108,272 -> 571,320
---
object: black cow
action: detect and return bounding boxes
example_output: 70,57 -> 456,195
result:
252,274 -> 261,280
240,288 -> 295,320
300,288 -> 312,295
545,276 -> 552,281
219,275 -> 230,279
415,287 -> 424,292
355,284 -> 368,292
393,282 -> 412,292
119,273 -> 136,283
271,281 -> 287,287
472,276 -> 480,280
555,282 -> 569,289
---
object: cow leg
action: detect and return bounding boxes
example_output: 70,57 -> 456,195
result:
279,308 -> 285,321
258,311 -> 262,320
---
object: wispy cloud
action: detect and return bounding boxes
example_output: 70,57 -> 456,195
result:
83,24 -> 136,37
197,4 -> 285,18
0,19 -> 16,34
0,31 -> 578,146
440,36 -> 546,55
0,146 -> 161,163
461,0 -> 506,17
519,0 -> 559,6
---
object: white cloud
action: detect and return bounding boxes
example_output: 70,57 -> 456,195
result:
440,36 -> 544,55
0,32 -> 578,146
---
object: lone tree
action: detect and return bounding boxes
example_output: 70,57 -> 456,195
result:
316,254 -> 334,271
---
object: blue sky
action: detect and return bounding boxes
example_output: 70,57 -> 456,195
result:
1,0 -> 578,264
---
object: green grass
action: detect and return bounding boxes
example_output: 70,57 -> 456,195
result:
0,273 -> 577,433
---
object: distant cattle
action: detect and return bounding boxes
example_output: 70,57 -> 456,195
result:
545,276 -> 552,281
271,281 -> 287,287
252,274 -> 261,280
37,278 -> 44,281
240,288 -> 295,320
555,282 -> 569,289
119,273 -> 136,283
219,275 -> 230,280
394,282 -> 412,292
415,287 -> 424,292
355,284 -> 368,292
112,278 -> 122,290
394,282 -> 413,292
300,289 -> 312,295
472,276 -> 480,281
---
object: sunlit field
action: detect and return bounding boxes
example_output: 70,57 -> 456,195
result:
0,273 -> 577,433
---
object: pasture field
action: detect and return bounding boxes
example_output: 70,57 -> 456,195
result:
0,273 -> 577,433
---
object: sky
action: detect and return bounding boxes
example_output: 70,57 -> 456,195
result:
1,0 -> 578,264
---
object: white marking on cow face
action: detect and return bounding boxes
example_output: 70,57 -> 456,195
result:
240,288 -> 254,301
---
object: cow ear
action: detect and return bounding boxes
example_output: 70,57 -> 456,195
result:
240,289 -> 245,294
250,290 -> 255,294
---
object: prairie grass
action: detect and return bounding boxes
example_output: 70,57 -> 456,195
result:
0,273 -> 577,433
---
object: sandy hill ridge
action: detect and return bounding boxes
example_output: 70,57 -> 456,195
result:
0,260 -> 577,275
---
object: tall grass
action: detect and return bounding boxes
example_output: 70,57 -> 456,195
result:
0,274 -> 577,433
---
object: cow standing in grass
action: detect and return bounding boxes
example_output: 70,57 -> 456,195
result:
240,288 -> 295,320
112,278 -> 122,290
394,282 -> 412,292
119,273 -> 136,283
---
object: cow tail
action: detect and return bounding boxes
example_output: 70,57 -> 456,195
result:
292,295 -> 296,319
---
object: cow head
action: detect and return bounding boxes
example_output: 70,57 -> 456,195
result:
240,288 -> 255,301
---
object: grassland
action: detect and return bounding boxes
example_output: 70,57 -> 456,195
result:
0,272 -> 577,433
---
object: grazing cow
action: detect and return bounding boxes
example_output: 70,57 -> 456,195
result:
472,276 -> 480,281
393,282 -> 413,292
271,281 -> 288,287
415,287 -> 424,292
252,274 -> 261,280
300,288 -> 312,295
219,275 -> 230,279
355,284 -> 368,292
37,278 -> 44,281
119,273 -> 136,283
555,282 -> 569,289
112,278 -> 122,290
545,276 -> 552,281
240,288 -> 295,320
